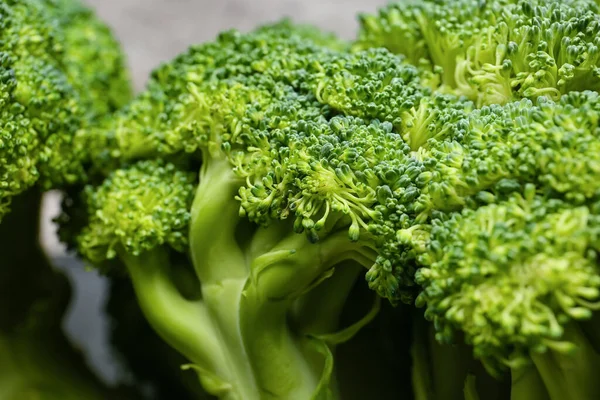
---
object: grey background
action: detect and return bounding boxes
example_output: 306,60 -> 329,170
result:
42,0 -> 389,384
86,0 -> 390,92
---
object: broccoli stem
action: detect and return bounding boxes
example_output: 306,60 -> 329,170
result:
239,232 -> 361,399
291,261 -> 363,336
185,156 -> 383,398
530,322 -> 600,400
291,261 -> 363,398
119,248 -> 225,381
188,157 -> 260,399
0,189 -> 130,399
411,314 -> 472,400
510,364 -> 550,400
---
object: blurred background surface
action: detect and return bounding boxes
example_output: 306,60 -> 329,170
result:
85,0 -> 390,91
41,0 -> 389,384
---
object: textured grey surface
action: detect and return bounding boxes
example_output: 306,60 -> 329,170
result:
42,0 -> 388,383
83,0 -> 389,91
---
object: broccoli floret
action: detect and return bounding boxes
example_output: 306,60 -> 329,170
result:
0,0 -> 132,217
43,0 -> 132,115
0,0 -> 134,398
415,187 -> 600,400
379,91 -> 600,399
63,22 -> 459,398
356,0 -> 600,106
78,160 -> 196,262
62,7 -> 600,400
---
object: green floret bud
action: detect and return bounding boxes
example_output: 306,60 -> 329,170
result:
357,0 -> 600,106
45,0 -> 132,115
78,160 -> 196,264
239,116 -> 400,239
415,191 -> 600,370
77,24 -> 341,170
399,93 -> 473,151
409,91 -> 600,219
312,48 -> 426,124
147,22 -> 339,100
0,0 -> 132,218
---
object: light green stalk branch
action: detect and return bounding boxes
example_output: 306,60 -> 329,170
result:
121,248 -> 227,389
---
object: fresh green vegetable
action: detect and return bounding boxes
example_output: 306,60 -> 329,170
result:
356,0 -> 600,106
49,1 -> 600,400
107,276 -> 212,400
61,23 -> 436,399
0,0 -> 132,398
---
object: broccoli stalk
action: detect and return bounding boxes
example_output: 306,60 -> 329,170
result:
86,160 -> 378,399
66,12 -> 600,399
106,276 -> 211,400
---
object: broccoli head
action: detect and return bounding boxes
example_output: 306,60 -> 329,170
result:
0,0 -> 131,220
356,0 -> 600,106
61,21 -> 457,399
0,0 -> 134,398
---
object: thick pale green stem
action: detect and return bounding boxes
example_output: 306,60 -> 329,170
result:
120,248 -> 227,388
531,323 -> 600,400
190,158 -> 246,283
189,157 -> 259,399
510,364 -> 550,400
411,316 -> 473,400
188,158 -> 377,399
240,232 -> 361,399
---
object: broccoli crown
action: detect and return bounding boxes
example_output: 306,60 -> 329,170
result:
415,187 -> 600,370
73,16 -> 600,306
0,0 -> 131,220
356,0 -> 600,106
65,11 -> 600,399
44,0 -> 132,116
71,20 -> 450,303
78,160 -> 196,263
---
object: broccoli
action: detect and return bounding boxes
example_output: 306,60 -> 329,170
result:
0,0 -> 133,397
356,0 -> 600,106
415,187 -> 600,400
60,23 -> 449,398
390,91 -> 600,400
57,3 -> 600,400
353,1 -> 600,397
106,276 -> 213,400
